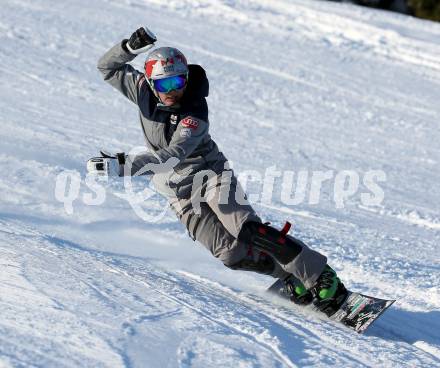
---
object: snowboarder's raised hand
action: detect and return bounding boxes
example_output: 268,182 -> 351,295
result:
125,27 -> 157,55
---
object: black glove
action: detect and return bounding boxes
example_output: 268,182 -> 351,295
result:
125,27 -> 157,55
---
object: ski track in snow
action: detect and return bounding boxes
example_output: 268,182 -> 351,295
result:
1,0 -> 440,366
0,219 -> 439,367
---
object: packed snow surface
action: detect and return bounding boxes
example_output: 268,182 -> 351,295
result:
1,0 -> 440,366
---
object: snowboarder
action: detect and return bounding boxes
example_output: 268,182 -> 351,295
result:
88,27 -> 348,317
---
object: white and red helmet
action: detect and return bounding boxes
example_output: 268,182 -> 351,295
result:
144,47 -> 188,81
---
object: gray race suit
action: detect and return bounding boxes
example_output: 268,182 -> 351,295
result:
97,41 -> 327,288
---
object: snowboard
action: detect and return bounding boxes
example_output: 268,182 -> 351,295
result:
267,279 -> 395,333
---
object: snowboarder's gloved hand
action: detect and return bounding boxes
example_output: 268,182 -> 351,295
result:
86,151 -> 125,176
125,27 -> 157,55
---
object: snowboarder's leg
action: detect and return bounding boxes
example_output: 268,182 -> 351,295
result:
229,221 -> 347,314
201,175 -> 327,289
170,198 -> 250,266
237,221 -> 327,289
203,175 -> 327,289
170,197 -> 288,278
226,246 -> 291,279
196,176 -> 290,278
205,175 -> 261,239
173,176 -> 347,314
237,221 -> 348,314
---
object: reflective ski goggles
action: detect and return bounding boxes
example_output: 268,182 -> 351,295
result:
152,74 -> 187,93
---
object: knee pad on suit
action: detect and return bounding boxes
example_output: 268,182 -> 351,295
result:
226,250 -> 276,275
237,221 -> 303,266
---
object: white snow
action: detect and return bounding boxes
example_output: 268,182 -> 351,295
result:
1,0 -> 439,366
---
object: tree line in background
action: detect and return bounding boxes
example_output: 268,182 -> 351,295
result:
408,0 -> 440,21
340,0 -> 440,21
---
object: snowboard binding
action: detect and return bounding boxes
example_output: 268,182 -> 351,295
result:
309,265 -> 348,317
282,267 -> 348,316
283,275 -> 314,305
237,221 -> 348,316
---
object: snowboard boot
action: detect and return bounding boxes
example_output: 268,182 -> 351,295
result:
310,265 -> 348,317
283,276 -> 313,305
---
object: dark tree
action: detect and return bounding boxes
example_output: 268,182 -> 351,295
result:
409,0 -> 440,21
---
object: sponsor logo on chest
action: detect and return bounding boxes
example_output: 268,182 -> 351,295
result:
181,117 -> 199,130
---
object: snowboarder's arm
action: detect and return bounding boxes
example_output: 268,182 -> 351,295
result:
97,41 -> 143,104
97,27 -> 156,104
123,117 -> 208,176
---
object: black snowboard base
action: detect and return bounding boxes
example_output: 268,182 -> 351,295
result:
267,279 -> 395,333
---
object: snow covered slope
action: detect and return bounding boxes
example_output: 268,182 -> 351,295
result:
1,0 -> 439,366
